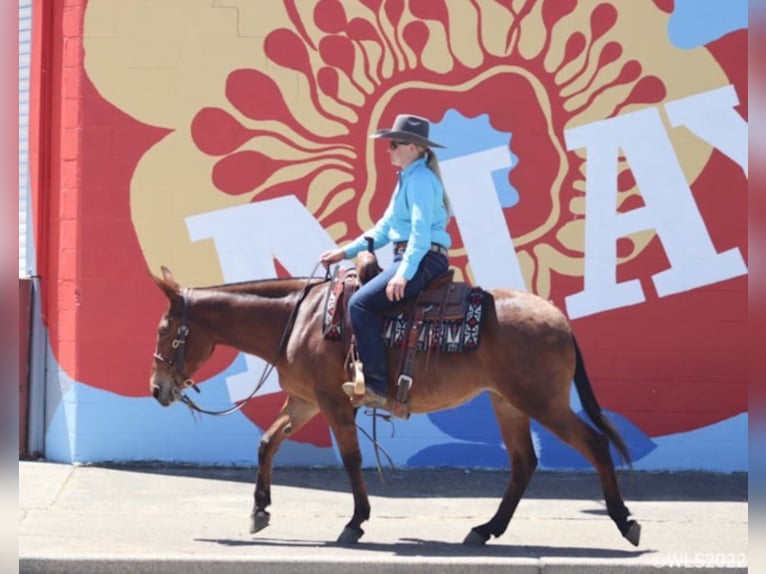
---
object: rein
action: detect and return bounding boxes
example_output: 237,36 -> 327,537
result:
156,265 -> 397,479
165,265 -> 330,417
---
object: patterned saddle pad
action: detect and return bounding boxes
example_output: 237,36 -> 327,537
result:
323,275 -> 486,353
381,287 -> 485,352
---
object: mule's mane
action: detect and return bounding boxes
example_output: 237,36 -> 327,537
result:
196,277 -> 327,299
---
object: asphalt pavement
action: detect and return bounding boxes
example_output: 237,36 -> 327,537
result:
19,461 -> 748,573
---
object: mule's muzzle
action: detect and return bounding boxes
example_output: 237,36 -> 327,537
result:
150,380 -> 178,407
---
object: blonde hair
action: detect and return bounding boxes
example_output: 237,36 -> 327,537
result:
419,146 -> 453,216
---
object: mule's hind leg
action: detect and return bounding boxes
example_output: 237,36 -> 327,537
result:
465,393 -> 538,546
251,395 -> 318,534
538,408 -> 640,546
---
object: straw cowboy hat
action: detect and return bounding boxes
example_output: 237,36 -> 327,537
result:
370,114 -> 445,148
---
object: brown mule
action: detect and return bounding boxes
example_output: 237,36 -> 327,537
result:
149,266 -> 641,547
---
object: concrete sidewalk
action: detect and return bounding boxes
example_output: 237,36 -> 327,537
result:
19,461 -> 748,573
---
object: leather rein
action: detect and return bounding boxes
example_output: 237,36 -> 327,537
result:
152,266 -> 329,417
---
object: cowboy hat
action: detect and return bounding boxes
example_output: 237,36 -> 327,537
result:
370,114 -> 445,148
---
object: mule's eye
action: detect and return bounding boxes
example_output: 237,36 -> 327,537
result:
159,324 -> 170,336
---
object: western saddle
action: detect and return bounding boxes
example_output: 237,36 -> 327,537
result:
326,244 -> 473,419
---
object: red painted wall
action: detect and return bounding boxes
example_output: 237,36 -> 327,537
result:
30,0 -> 747,466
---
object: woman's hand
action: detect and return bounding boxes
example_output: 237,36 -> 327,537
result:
319,248 -> 345,268
386,275 -> 408,302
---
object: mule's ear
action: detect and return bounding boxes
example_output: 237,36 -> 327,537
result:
161,266 -> 174,283
151,266 -> 181,300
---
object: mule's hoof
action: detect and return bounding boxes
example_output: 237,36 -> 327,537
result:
463,529 -> 489,546
336,525 -> 364,545
250,510 -> 271,534
623,520 -> 641,547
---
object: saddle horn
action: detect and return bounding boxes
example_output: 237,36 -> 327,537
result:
356,236 -> 382,284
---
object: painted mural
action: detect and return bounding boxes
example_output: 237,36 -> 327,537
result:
40,0 -> 747,469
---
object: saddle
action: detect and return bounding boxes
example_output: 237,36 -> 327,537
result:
323,249 -> 484,420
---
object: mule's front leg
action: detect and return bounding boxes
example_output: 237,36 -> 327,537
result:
319,396 -> 370,545
336,444 -> 370,545
251,396 -> 317,534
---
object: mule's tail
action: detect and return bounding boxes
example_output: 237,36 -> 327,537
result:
571,335 -> 632,468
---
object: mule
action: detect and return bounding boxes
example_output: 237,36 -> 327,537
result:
149,266 -> 641,547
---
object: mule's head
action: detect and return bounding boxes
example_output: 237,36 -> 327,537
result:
149,267 -> 215,406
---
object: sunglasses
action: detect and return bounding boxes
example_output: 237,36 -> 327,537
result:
389,140 -> 411,150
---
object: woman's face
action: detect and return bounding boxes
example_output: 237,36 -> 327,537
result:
387,139 -> 420,168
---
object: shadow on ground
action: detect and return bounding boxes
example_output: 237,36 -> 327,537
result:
194,535 -> 653,559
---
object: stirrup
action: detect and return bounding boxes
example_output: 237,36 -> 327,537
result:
341,361 -> 365,396
351,360 -> 365,395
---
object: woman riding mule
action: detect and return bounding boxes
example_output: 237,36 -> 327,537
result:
320,114 -> 452,411
149,266 -> 641,547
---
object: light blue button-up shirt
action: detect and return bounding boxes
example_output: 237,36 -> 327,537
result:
343,157 -> 451,280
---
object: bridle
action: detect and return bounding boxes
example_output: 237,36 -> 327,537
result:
152,267 -> 396,477
152,288 -> 200,394
152,267 -> 329,417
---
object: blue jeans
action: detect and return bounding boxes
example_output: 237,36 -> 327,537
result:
348,250 -> 449,395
